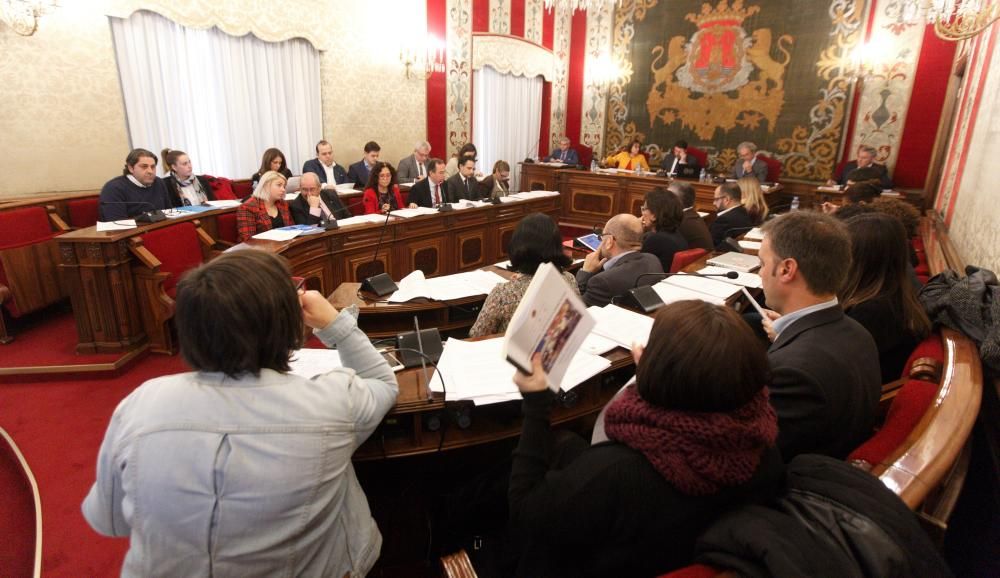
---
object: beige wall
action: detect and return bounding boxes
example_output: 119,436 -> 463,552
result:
0,0 -> 427,197
945,35 -> 1000,273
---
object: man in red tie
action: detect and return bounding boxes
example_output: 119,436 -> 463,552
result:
406,157 -> 450,208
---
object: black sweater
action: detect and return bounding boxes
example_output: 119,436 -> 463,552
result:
642,230 -> 689,273
508,390 -> 785,577
846,297 -> 921,383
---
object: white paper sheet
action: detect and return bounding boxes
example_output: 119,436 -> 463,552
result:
96,220 -> 137,231
696,266 -> 763,289
580,333 -> 620,356
662,273 -> 741,300
335,214 -> 390,227
651,282 -> 726,306
744,227 -> 765,241
205,199 -> 243,208
589,304 -> 654,349
738,240 -> 762,251
389,207 -> 440,218
252,228 -> 300,241
288,348 -> 342,379
511,190 -> 560,199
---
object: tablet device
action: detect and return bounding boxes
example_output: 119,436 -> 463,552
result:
574,233 -> 602,252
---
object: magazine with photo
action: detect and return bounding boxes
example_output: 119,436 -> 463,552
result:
502,262 -> 595,390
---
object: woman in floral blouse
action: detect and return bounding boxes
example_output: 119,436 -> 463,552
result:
469,213 -> 579,337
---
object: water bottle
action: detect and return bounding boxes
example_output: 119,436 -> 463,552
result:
699,168 -> 707,182
790,196 -> 800,211
590,159 -> 598,172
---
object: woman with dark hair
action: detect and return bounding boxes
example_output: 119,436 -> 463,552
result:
162,148 -> 215,207
362,162 -> 406,214
840,212 -> 931,382
469,213 -> 576,337
446,142 -> 478,178
603,139 -> 650,171
251,147 -> 293,187
82,250 -> 398,577
508,300 -> 783,576
640,187 -> 688,272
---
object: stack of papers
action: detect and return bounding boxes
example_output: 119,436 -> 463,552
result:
205,199 -> 242,208
744,227 -> 764,241
288,349 -> 342,379
388,269 -> 508,302
251,224 -> 322,241
738,240 -> 762,250
511,191 -> 560,199
651,283 -> 726,306
389,207 -> 440,218
335,214 -> 391,227
817,185 -> 843,192
428,338 -> 611,404
696,266 -> 763,288
333,183 -> 358,193
705,252 -> 761,272
588,304 -> 654,349
96,220 -> 137,231
661,272 -> 741,301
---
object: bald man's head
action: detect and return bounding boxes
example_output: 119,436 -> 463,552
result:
605,214 -> 644,252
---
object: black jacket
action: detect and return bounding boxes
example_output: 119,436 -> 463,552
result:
445,173 -> 483,202
302,158 -> 348,185
408,177 -> 449,208
288,190 -> 351,225
162,175 -> 216,207
694,454 -> 953,577
768,305 -> 881,460
679,208 -> 714,252
709,205 -> 753,248
575,251 -> 664,308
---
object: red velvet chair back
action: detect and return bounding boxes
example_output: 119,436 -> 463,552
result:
756,154 -> 782,182
901,333 -> 944,381
0,428 -> 41,578
202,175 -> 238,200
215,212 -> 239,245
848,379 -> 939,467
68,197 -> 100,229
231,179 -> 253,200
140,222 -> 205,298
669,248 -> 708,273
0,207 -> 54,249
686,146 -> 708,168
577,144 -> 593,168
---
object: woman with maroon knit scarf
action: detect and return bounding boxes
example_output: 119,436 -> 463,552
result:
508,300 -> 785,577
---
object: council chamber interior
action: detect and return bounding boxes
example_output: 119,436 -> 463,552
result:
0,0 -> 998,576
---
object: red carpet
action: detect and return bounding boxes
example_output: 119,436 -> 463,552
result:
0,353 -> 188,577
1,306 -> 127,371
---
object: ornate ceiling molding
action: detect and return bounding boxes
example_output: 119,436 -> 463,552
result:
472,34 -> 556,80
103,1 -> 332,51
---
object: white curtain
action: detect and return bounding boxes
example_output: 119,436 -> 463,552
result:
472,66 -> 543,192
109,10 -> 321,179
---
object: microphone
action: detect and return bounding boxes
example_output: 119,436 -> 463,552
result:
720,225 -> 756,254
100,200 -> 166,223
619,270 -> 741,313
765,203 -> 792,218
316,197 -> 352,230
360,208 -> 398,296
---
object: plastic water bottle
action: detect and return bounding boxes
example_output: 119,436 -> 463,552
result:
790,196 -> 800,211
699,168 -> 707,182
590,159 -> 598,172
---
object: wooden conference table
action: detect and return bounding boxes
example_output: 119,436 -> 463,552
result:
56,194 -> 560,354
519,163 -> 782,227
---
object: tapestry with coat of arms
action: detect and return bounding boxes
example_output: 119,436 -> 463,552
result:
605,0 -> 866,181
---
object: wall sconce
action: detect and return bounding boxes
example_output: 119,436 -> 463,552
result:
588,51 -> 632,88
0,0 -> 57,36
400,35 -> 446,80
848,35 -> 894,83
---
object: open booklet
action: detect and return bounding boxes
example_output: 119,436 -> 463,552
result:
502,262 -> 595,390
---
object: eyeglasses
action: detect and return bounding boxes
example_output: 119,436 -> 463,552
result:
592,226 -> 614,239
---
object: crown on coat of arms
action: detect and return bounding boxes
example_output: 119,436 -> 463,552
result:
685,0 -> 760,28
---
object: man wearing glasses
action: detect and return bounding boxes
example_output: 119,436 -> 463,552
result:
576,214 -> 663,307
709,182 -> 752,249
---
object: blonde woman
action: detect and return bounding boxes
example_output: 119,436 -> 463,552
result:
236,170 -> 292,242
738,176 -> 769,225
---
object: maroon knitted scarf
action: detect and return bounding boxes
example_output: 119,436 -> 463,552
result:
604,385 -> 777,496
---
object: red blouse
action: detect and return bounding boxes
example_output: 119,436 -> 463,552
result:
362,186 -> 405,215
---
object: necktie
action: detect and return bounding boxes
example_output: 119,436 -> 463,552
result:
433,182 -> 440,205
464,178 -> 470,198
418,161 -> 425,178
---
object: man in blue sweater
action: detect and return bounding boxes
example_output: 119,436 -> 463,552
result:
98,148 -> 172,221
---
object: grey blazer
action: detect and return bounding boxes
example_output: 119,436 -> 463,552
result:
731,157 -> 769,183
576,251 -> 663,308
768,305 -> 881,461
396,154 -> 423,182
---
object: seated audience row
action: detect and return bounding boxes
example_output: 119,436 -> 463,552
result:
639,187 -> 688,272
577,214 -> 663,307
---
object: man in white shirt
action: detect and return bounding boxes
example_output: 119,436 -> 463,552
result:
302,140 -> 348,187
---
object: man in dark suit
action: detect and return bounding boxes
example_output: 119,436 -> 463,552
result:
576,214 -> 663,307
709,182 -> 753,248
659,139 -> 701,175
830,144 -> 893,189
347,141 -> 380,188
667,181 -> 713,251
302,140 -> 348,187
731,141 -> 768,183
757,211 -> 880,460
289,172 -> 351,225
544,136 -> 579,165
408,158 -> 449,208
444,156 -> 482,203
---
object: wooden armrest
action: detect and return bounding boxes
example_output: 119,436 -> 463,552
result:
128,237 -> 162,271
192,219 -> 216,248
877,378 -> 907,419
46,205 -> 70,232
910,357 -> 943,382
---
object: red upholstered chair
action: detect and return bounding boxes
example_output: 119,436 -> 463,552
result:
67,197 -> 100,229
231,179 -> 253,200
686,146 -> 708,169
669,248 -> 708,273
848,379 -> 940,471
756,154 -> 782,183
202,175 -> 238,200
902,333 -> 945,382
130,220 -> 216,353
0,427 -> 42,578
0,206 -> 68,343
577,144 -> 593,168
214,211 -> 239,246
